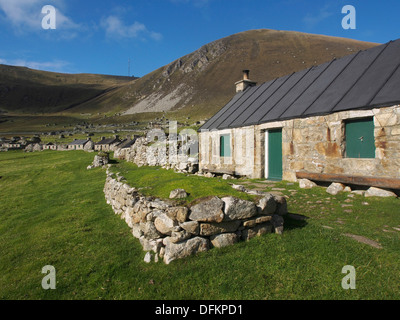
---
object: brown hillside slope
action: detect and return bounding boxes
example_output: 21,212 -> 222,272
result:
114,29 -> 379,119
0,30 -> 378,120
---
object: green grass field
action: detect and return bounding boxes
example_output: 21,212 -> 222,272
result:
0,150 -> 399,300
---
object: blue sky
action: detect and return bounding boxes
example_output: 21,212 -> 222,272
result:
0,0 -> 399,77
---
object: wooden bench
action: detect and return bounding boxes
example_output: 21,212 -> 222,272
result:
296,171 -> 400,190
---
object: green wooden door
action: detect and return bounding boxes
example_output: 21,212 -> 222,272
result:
345,118 -> 375,158
268,129 -> 283,181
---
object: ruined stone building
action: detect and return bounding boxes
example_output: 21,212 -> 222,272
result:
199,39 -> 400,189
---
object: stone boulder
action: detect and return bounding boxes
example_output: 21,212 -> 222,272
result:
210,233 -> 239,248
326,182 -> 345,195
299,179 -> 317,189
169,189 -> 188,199
242,223 -> 273,241
257,194 -> 277,215
163,237 -> 210,264
180,221 -> 200,235
231,184 -> 246,192
169,230 -> 191,243
189,197 -> 224,223
167,207 -> 189,223
273,195 -> 288,216
93,153 -> 109,168
140,221 -> 162,240
154,213 -> 178,235
199,221 -> 241,236
365,187 -> 397,198
222,197 -> 257,221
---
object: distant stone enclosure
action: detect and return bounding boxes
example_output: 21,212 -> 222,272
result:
103,171 -> 286,264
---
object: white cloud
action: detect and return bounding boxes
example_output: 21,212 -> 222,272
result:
0,0 -> 79,33
0,57 -> 71,72
101,15 -> 162,41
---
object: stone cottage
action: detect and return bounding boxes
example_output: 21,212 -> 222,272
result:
43,142 -> 57,150
67,139 -> 94,151
95,136 -> 121,152
113,137 -> 137,159
199,39 -> 400,189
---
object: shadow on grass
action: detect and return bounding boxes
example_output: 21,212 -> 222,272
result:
108,158 -> 119,165
284,212 -> 309,232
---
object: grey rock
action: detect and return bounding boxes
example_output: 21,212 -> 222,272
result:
299,179 -> 317,189
231,184 -> 246,192
154,213 -> 178,235
257,194 -> 277,215
365,187 -> 397,198
93,154 -> 109,168
326,183 -> 345,195
180,221 -> 200,235
144,252 -> 152,263
141,221 -> 162,240
210,233 -> 238,248
246,189 -> 265,196
167,207 -> 189,223
222,196 -> 257,221
139,237 -> 163,253
244,215 -> 273,227
189,197 -> 224,223
132,224 -> 143,239
352,190 -> 366,196
163,237 -> 210,264
273,195 -> 288,216
170,230 -> 191,243
169,188 -> 188,199
242,223 -> 273,241
199,221 -> 241,236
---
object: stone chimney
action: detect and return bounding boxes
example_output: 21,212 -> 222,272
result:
235,70 -> 257,93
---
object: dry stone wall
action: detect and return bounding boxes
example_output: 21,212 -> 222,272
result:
103,170 -> 286,264
114,137 -> 198,174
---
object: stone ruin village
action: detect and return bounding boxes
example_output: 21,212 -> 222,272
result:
1,39 -> 400,264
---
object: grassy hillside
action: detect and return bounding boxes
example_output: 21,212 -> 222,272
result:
0,30 -> 378,123
0,150 -> 399,300
0,64 -> 135,114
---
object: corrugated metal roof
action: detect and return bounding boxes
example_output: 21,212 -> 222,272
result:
200,39 -> 400,131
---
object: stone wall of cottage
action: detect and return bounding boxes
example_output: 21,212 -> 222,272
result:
199,127 -> 255,176
103,171 -> 286,264
199,105 -> 400,181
